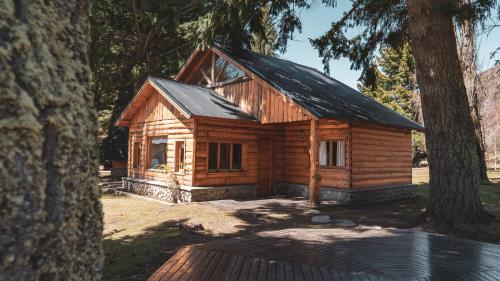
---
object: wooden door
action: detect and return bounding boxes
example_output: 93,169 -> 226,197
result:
257,138 -> 272,196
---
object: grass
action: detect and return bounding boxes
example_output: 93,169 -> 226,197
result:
412,168 -> 500,217
102,168 -> 500,280
102,194 -> 246,280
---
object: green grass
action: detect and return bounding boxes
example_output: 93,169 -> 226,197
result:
413,168 -> 500,217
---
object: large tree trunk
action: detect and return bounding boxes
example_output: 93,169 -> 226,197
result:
456,12 -> 489,182
407,0 -> 493,226
0,1 -> 103,280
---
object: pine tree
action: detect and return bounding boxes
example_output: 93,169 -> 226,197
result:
91,0 -> 205,165
359,42 -> 418,121
250,5 -> 278,56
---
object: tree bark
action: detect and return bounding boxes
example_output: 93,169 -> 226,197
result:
0,1 -> 103,280
407,0 -> 493,226
456,11 -> 489,182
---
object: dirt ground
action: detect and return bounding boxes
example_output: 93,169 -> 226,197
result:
102,168 -> 500,281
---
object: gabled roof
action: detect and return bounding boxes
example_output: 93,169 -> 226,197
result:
213,45 -> 424,131
115,77 -> 255,126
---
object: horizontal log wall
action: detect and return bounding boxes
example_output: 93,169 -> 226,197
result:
350,124 -> 412,188
193,118 -> 284,186
282,120 -> 350,188
127,90 -> 194,186
214,79 -> 310,124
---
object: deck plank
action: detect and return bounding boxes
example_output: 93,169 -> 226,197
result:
148,228 -> 500,281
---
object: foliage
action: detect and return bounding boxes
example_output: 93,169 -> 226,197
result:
90,0 -> 205,162
179,0 -> 309,53
310,0 -> 498,77
250,5 -> 278,56
358,42 -> 418,121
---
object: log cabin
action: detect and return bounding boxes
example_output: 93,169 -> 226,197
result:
115,45 -> 424,204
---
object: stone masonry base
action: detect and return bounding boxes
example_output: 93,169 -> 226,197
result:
122,177 -> 256,203
274,183 -> 417,204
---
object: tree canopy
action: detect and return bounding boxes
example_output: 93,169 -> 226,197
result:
91,0 -> 205,162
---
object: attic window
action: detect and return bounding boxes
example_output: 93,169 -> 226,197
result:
192,53 -> 246,87
214,56 -> 245,83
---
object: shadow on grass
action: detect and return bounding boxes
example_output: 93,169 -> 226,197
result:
102,171 -> 500,280
103,219 -> 221,281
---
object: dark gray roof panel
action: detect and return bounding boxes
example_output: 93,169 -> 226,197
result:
216,46 -> 424,131
149,77 -> 255,121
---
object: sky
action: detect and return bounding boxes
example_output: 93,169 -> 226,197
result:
281,2 -> 500,89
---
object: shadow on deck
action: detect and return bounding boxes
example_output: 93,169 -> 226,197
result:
147,228 -> 500,281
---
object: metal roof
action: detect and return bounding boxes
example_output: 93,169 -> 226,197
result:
149,77 -> 255,121
215,45 -> 424,131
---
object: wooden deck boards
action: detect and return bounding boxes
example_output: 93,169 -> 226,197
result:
148,229 -> 500,281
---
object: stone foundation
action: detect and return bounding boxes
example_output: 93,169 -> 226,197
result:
274,183 -> 416,204
122,177 -> 256,203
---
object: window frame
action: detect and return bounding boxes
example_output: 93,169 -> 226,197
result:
174,140 -> 186,173
207,142 -> 245,173
147,136 -> 168,171
132,141 -> 141,169
319,139 -> 346,169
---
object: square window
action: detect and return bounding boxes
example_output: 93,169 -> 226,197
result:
319,140 -> 344,168
150,137 -> 167,169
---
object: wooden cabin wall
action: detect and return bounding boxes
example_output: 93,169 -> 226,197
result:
193,118 -> 284,186
282,120 -> 350,188
213,79 -> 310,124
350,124 -> 412,188
127,90 -> 194,186
318,120 -> 350,188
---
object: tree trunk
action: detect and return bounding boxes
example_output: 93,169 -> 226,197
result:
407,0 -> 493,226
456,12 -> 490,182
0,1 -> 103,280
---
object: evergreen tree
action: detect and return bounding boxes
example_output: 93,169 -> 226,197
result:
359,42 -> 418,121
250,5 -> 278,56
91,0 -> 205,165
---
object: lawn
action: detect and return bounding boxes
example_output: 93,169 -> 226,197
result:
102,168 -> 500,280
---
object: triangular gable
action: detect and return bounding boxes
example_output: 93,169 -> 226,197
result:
175,47 -> 317,120
114,79 -> 191,127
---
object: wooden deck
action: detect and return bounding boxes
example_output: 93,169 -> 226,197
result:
148,229 -> 500,281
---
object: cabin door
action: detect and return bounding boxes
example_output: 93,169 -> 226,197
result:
257,138 -> 273,196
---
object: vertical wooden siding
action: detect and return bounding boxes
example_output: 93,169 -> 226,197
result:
193,118 -> 284,186
350,124 -> 412,188
213,79 -> 310,124
282,120 -> 350,188
127,90 -> 194,186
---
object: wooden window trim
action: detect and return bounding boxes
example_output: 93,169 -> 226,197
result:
319,139 -> 346,170
174,140 -> 186,175
132,141 -> 141,170
206,141 -> 246,173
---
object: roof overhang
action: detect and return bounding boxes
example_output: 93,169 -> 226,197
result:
114,78 -> 191,127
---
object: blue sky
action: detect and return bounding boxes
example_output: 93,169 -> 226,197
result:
281,2 -> 500,89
